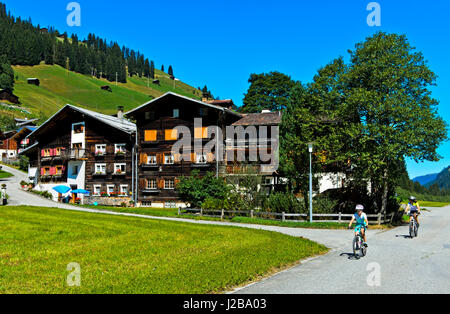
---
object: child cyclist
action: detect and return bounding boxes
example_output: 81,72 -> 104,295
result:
348,204 -> 369,247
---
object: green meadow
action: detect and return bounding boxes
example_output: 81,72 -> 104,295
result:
11,64 -> 201,117
0,206 -> 327,294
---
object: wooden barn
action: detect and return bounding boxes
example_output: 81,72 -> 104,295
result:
0,89 -> 20,104
27,78 -> 40,86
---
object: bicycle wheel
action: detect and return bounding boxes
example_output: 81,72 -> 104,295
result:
409,220 -> 414,238
361,245 -> 367,257
352,236 -> 360,257
414,222 -> 418,237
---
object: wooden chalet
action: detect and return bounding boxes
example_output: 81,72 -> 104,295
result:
125,92 -> 242,207
21,105 -> 136,204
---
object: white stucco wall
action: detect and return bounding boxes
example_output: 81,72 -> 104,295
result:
317,172 -> 346,194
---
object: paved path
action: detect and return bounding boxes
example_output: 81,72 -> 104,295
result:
2,165 -> 449,293
235,205 -> 450,294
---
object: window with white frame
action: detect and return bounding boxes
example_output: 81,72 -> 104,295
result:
107,185 -> 115,196
120,185 -> 128,196
95,144 -> 106,156
196,153 -> 207,164
147,154 -> 157,165
93,185 -> 102,196
164,179 -> 175,190
164,154 -> 174,165
147,179 -> 157,190
115,144 -> 126,154
173,108 -> 179,118
114,163 -> 126,174
95,163 -> 106,175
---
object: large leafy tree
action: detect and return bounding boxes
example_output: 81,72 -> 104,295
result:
242,71 -> 296,113
346,32 -> 448,214
280,58 -> 357,208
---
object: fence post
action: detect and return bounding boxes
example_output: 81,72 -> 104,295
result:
250,210 -> 254,218
282,212 -> 285,222
377,212 -> 382,225
200,207 -> 203,217
384,211 -> 387,224
221,208 -> 224,220
178,207 -> 181,216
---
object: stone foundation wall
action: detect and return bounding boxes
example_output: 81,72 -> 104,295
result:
84,196 -> 132,207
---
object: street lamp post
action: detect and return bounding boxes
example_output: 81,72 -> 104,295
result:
308,143 -> 313,223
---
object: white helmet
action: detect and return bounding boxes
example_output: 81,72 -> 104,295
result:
355,204 -> 364,212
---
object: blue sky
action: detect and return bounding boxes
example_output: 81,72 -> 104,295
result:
3,0 -> 449,178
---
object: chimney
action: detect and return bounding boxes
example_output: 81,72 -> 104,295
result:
117,106 -> 124,120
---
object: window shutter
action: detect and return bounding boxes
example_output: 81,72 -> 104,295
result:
90,145 -> 95,154
139,179 -> 146,189
191,152 -> 196,163
165,129 -> 177,141
40,168 -> 45,175
145,130 -> 157,142
174,154 -> 181,163
158,178 -> 164,189
139,153 -> 147,165
194,128 -> 202,139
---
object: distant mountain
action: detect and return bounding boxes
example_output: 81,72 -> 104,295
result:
425,166 -> 450,189
413,173 -> 439,186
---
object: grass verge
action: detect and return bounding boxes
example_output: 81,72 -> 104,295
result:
0,170 -> 13,179
79,205 -> 390,229
0,206 -> 328,294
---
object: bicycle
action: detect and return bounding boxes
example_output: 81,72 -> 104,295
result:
409,212 -> 420,238
351,225 -> 367,259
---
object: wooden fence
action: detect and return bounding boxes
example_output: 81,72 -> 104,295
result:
178,208 -> 397,225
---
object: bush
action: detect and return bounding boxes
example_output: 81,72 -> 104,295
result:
31,190 -> 53,200
202,192 -> 247,212
18,156 -> 29,172
263,192 -> 305,213
313,195 -> 339,213
177,171 -> 230,208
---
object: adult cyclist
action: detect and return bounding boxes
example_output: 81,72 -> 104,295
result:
348,204 -> 369,247
405,196 -> 420,227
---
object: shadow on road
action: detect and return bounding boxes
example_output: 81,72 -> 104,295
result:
395,234 -> 412,239
339,252 -> 360,260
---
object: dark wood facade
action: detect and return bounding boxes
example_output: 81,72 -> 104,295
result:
127,92 -> 241,206
23,106 -> 135,200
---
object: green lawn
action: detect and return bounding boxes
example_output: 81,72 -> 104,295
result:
0,206 -> 327,294
0,170 -> 13,179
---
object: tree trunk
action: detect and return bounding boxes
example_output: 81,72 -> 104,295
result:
381,168 -> 389,214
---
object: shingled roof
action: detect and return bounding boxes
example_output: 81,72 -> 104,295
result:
232,112 -> 282,126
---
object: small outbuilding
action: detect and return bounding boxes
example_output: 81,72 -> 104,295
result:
101,85 -> 112,92
27,78 -> 40,86
0,89 -> 20,104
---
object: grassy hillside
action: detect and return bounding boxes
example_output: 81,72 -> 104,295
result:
11,64 -> 202,117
